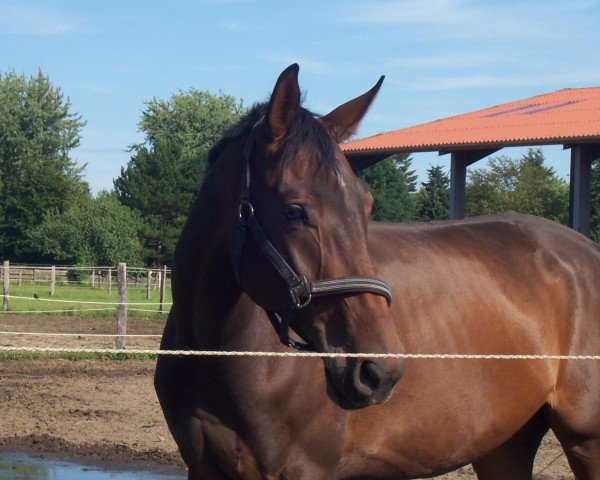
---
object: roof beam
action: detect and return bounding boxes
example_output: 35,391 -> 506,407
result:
344,153 -> 390,173
568,144 -> 600,236
448,149 -> 499,220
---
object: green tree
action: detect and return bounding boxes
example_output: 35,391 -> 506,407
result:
30,192 -> 144,266
115,140 -> 195,265
466,148 -> 569,223
115,90 -> 245,266
360,154 -> 417,221
416,165 -> 450,221
136,89 -> 245,173
0,70 -> 87,262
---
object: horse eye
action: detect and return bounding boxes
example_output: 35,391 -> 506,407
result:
283,204 -> 305,221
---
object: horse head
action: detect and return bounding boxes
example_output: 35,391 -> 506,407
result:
235,64 -> 405,408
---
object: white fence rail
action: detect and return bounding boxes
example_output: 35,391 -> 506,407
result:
1,261 -> 172,349
1,261 -> 170,295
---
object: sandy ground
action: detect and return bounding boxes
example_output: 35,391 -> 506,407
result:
0,315 -> 575,478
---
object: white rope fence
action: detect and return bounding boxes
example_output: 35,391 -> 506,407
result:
2,321 -> 600,360
2,303 -> 600,359
0,343 -> 600,360
2,320 -> 600,359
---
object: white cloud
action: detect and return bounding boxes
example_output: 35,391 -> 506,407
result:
341,0 -> 595,41
0,4 -> 76,34
194,63 -> 243,74
389,50 -> 515,70
80,84 -> 119,96
344,0 -> 476,26
348,0 -> 600,94
263,55 -> 334,76
389,68 -> 600,92
395,74 -> 528,91
219,19 -> 245,32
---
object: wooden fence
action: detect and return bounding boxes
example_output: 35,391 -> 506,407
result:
1,261 -> 171,349
1,262 -> 169,295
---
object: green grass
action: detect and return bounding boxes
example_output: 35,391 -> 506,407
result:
0,351 -> 158,361
2,282 -> 172,318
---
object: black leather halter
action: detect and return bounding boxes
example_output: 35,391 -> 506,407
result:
233,119 -> 393,350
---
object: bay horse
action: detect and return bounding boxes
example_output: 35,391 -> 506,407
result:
155,64 -> 600,479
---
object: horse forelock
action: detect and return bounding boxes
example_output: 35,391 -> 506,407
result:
207,102 -> 340,174
279,108 -> 340,175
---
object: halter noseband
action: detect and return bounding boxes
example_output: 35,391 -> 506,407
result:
233,119 -> 393,350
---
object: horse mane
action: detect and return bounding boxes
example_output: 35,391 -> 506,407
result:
207,102 -> 338,172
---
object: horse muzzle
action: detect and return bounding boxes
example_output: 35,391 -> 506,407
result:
325,356 -> 405,409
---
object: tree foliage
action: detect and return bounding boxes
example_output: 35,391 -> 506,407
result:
115,90 -> 245,265
0,70 -> 87,262
416,165 -> 450,221
466,148 -> 569,223
29,192 -> 144,266
115,140 -> 197,265
136,89 -> 246,173
360,154 -> 417,221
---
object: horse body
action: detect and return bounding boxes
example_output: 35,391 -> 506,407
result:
155,65 -> 600,479
337,216 -> 600,478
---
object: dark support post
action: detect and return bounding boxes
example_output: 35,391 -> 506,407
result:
569,144 -> 600,236
448,149 -> 498,220
449,153 -> 468,220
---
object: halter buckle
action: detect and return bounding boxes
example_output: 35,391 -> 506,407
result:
289,277 -> 312,309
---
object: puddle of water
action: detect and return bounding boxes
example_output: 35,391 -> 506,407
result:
0,451 -> 186,480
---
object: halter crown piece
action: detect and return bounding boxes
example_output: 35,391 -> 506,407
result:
233,119 -> 393,350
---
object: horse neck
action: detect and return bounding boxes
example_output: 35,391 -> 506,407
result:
172,141 -> 245,348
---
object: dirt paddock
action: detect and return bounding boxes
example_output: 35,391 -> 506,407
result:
0,316 -> 574,478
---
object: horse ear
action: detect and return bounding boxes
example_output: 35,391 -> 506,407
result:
320,75 -> 385,143
266,64 -> 301,141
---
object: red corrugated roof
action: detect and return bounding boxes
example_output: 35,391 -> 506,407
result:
341,86 -> 600,155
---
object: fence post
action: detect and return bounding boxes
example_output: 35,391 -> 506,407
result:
91,269 -> 96,288
159,265 -> 167,314
2,261 -> 9,312
50,265 -> 56,296
146,269 -> 151,300
116,262 -> 127,349
108,268 -> 112,295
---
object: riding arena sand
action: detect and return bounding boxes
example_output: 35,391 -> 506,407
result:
0,315 -> 574,478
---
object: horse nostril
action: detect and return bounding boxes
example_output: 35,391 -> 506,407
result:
359,360 -> 384,392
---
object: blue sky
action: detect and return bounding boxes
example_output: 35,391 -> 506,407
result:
2,0 -> 600,194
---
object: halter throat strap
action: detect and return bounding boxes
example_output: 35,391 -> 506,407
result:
233,119 -> 393,350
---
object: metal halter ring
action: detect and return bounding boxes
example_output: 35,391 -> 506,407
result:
289,278 -> 312,309
238,202 -> 255,223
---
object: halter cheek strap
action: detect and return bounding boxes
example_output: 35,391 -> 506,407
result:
233,119 -> 393,351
